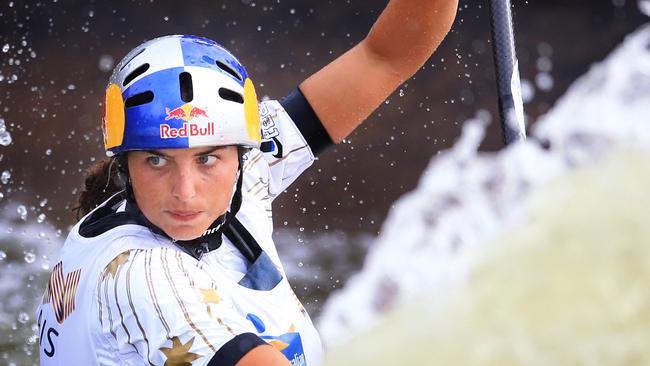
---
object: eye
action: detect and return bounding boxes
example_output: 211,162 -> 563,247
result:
146,155 -> 167,167
197,155 -> 218,165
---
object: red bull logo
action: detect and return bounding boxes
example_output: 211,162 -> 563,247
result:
164,103 -> 209,122
160,122 -> 215,139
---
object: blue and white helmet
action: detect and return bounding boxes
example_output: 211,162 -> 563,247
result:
102,35 -> 261,157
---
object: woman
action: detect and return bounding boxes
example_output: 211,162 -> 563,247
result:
37,1 -> 457,365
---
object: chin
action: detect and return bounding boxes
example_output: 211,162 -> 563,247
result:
164,226 -> 206,241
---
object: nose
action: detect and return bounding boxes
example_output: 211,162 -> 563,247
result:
171,163 -> 197,201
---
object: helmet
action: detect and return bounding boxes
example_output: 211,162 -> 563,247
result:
102,35 -> 261,157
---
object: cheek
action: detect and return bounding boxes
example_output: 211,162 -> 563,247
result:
207,167 -> 239,208
130,169 -> 163,210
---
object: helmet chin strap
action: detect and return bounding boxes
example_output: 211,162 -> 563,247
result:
116,149 -> 246,259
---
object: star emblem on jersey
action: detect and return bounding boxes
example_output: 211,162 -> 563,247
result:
199,288 -> 221,304
159,336 -> 202,366
102,251 -> 131,279
268,339 -> 290,351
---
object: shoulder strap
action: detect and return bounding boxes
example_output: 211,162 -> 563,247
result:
78,193 -> 144,238
223,217 -> 263,264
79,192 -> 264,264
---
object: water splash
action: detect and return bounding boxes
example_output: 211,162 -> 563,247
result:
0,203 -> 61,364
319,24 -> 650,347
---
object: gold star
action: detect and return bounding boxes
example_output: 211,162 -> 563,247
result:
288,323 -> 295,333
102,251 -> 130,279
200,288 -> 221,305
268,339 -> 289,352
160,336 -> 202,366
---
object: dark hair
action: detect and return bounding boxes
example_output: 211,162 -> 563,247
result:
72,157 -> 124,220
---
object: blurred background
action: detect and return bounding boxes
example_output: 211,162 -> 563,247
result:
0,0 -> 648,363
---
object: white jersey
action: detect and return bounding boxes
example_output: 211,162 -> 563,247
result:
37,100 -> 323,366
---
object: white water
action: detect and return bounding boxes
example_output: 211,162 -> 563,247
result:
0,204 -> 61,365
318,23 -> 650,347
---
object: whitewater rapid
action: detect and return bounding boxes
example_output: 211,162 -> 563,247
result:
318,23 -> 650,351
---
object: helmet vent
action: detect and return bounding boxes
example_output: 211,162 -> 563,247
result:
124,91 -> 154,108
119,48 -> 146,71
215,60 -> 243,82
123,63 -> 150,87
219,88 -> 244,104
179,72 -> 194,103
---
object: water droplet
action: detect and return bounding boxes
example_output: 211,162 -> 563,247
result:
331,176 -> 337,181
0,250 -> 6,261
536,56 -> 553,73
0,132 -> 12,146
399,89 -> 405,97
98,55 -> 114,72
17,205 -> 27,220
39,198 -> 48,207
536,72 -> 554,92
297,261 -> 304,267
17,312 -> 29,324
67,84 -> 76,90
0,118 -> 12,145
521,79 -> 535,103
2,44 -> 9,53
45,148 -> 52,155
1,170 -> 10,184
37,213 -> 46,223
24,252 -> 35,263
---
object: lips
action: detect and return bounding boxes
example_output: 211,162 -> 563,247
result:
167,210 -> 202,222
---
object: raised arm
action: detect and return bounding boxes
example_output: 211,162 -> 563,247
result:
300,0 -> 458,143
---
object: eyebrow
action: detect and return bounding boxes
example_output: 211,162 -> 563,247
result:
191,147 -> 223,156
143,147 -> 225,158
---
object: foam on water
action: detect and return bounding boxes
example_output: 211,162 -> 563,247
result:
326,150 -> 650,365
318,24 -> 650,347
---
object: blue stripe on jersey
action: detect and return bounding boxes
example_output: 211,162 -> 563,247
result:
122,67 -> 190,150
238,252 -> 283,291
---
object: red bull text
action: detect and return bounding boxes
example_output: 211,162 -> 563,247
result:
160,122 -> 215,138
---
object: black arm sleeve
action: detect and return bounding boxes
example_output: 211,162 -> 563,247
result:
279,87 -> 334,156
208,333 -> 267,366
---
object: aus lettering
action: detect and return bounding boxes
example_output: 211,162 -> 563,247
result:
37,309 -> 59,358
